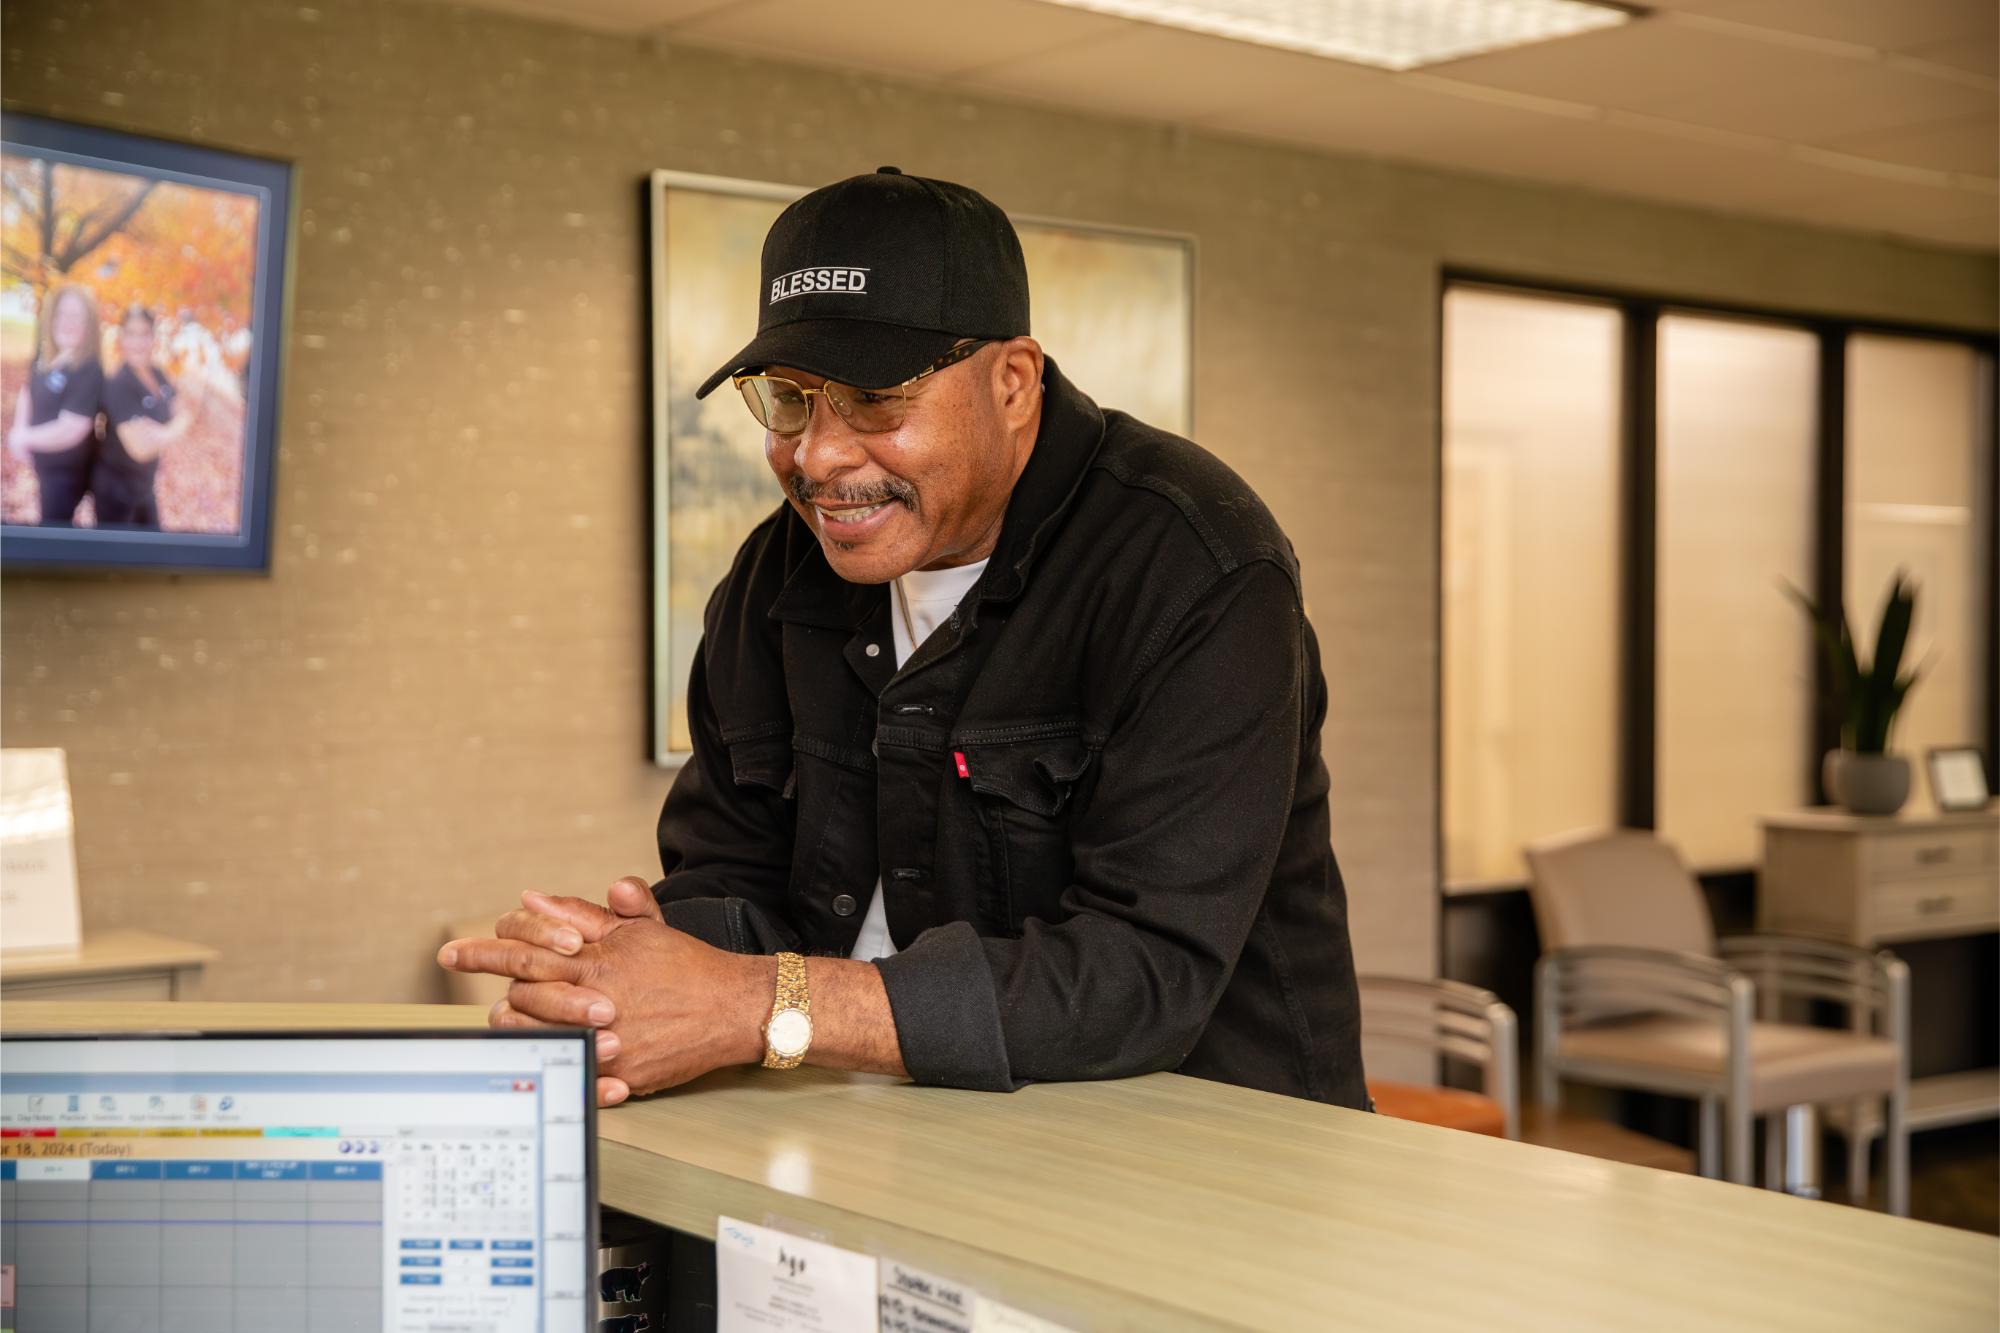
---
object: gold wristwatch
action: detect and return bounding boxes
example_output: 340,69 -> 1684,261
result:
761,952 -> 813,1069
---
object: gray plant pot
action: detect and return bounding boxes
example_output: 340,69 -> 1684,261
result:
1824,750 -> 1911,816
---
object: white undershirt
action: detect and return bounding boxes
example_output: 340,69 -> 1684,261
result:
848,557 -> 990,962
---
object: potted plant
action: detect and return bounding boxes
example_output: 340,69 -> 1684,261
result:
1785,574 -> 1922,816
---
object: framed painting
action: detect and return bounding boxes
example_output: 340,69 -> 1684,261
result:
648,169 -> 1194,764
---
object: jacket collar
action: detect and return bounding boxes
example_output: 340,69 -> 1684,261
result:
768,356 -> 1106,627
977,357 -> 1105,604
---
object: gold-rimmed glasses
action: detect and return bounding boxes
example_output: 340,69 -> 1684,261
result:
733,339 -> 992,435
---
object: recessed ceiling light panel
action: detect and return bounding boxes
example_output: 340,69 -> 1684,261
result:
1035,0 -> 1637,71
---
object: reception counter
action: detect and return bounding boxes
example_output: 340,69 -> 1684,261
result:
4,1001 -> 1994,1331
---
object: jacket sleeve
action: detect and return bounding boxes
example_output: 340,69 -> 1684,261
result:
874,559 -> 1309,1091
653,641 -> 803,955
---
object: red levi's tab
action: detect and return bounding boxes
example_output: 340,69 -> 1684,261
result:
954,751 -> 970,779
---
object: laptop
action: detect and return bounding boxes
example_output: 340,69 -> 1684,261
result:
0,1029 -> 597,1331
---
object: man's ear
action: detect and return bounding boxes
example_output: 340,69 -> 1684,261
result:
993,336 -> 1044,432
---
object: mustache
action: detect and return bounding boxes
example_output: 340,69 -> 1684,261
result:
789,476 -> 918,510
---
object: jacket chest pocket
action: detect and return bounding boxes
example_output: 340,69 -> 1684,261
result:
725,734 -> 795,798
781,734 -> 881,916
963,732 -> 1095,934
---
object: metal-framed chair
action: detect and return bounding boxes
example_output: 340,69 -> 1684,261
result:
1359,974 -> 1519,1140
1526,828 -> 1909,1213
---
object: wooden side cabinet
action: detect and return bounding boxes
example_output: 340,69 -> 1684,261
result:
0,930 -> 217,1002
1760,803 -> 2000,1135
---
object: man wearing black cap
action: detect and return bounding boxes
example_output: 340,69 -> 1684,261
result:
442,169 -> 1369,1113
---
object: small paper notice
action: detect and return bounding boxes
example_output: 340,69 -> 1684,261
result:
0,749 -> 81,954
716,1215 -> 880,1332
878,1259 -> 974,1333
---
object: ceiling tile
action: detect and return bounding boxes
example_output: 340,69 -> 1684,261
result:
1438,18 -> 1992,144
1639,0 -> 1996,53
1898,33 -> 2000,80
666,0 -> 1129,80
429,0 -> 1999,254
406,0 -> 735,33
964,23 -> 1394,126
1814,112 -> 1999,179
1201,71 -> 1589,164
1403,114 -> 1868,210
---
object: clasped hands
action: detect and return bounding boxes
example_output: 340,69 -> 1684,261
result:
436,877 -> 773,1107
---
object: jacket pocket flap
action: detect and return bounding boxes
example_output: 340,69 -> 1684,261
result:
966,736 -> 1093,817
726,735 -> 795,796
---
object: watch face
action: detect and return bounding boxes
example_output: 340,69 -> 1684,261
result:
767,1008 -> 812,1058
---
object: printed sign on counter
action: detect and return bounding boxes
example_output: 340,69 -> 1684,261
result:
877,1257 -> 1079,1333
878,1259 -> 974,1333
716,1215 -> 879,1332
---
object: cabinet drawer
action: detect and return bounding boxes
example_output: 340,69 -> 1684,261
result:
1870,874 -> 2000,942
1867,826 -> 1998,881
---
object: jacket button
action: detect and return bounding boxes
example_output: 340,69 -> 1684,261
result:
831,893 -> 858,917
865,643 -> 881,658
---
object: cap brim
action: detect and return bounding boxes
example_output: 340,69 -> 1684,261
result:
694,320 -> 963,399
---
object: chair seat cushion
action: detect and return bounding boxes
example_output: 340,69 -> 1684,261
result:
1365,1079 -> 1508,1136
1558,1017 -> 1898,1112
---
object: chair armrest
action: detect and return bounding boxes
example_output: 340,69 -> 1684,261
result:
1357,975 -> 1519,1136
1533,947 -> 1756,1107
1535,945 -> 1747,1025
1717,934 -> 1909,1039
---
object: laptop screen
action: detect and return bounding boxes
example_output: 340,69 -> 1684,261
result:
0,1030 -> 596,1331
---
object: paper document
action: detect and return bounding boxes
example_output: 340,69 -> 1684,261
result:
0,748 -> 81,953
717,1215 -> 879,1332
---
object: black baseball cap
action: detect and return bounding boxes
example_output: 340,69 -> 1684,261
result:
694,167 -> 1031,399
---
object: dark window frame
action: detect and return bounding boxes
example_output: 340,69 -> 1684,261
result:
1436,269 -> 2000,904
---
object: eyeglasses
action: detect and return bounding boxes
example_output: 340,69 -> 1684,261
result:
733,339 -> 992,435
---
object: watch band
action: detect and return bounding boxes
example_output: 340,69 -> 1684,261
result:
761,951 -> 812,1070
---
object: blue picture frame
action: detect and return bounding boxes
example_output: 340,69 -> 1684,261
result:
1,114 -> 293,573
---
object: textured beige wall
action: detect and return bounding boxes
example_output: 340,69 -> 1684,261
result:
2,0 -> 1994,1004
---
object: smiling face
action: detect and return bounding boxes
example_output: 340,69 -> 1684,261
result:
120,313 -> 156,367
761,338 -> 1045,584
51,292 -> 89,355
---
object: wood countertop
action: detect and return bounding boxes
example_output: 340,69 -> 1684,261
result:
4,1001 -> 1993,1331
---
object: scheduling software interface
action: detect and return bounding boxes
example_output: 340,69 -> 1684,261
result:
0,1033 -> 592,1333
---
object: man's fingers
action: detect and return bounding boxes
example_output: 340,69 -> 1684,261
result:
436,937 -> 583,984
493,997 -> 620,1064
517,890 -> 620,943
597,1077 -> 631,1107
495,908 -> 585,956
506,980 -> 617,1030
605,876 -> 665,922
488,999 -> 555,1029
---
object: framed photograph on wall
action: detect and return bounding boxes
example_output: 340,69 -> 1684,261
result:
1,114 -> 292,572
645,168 -> 1195,764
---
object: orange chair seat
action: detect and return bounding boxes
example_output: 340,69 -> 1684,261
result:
1366,1078 -> 1508,1137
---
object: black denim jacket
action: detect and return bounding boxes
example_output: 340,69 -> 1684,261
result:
654,361 -> 1368,1108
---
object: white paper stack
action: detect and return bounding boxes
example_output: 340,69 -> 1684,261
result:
1,748 -> 82,953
